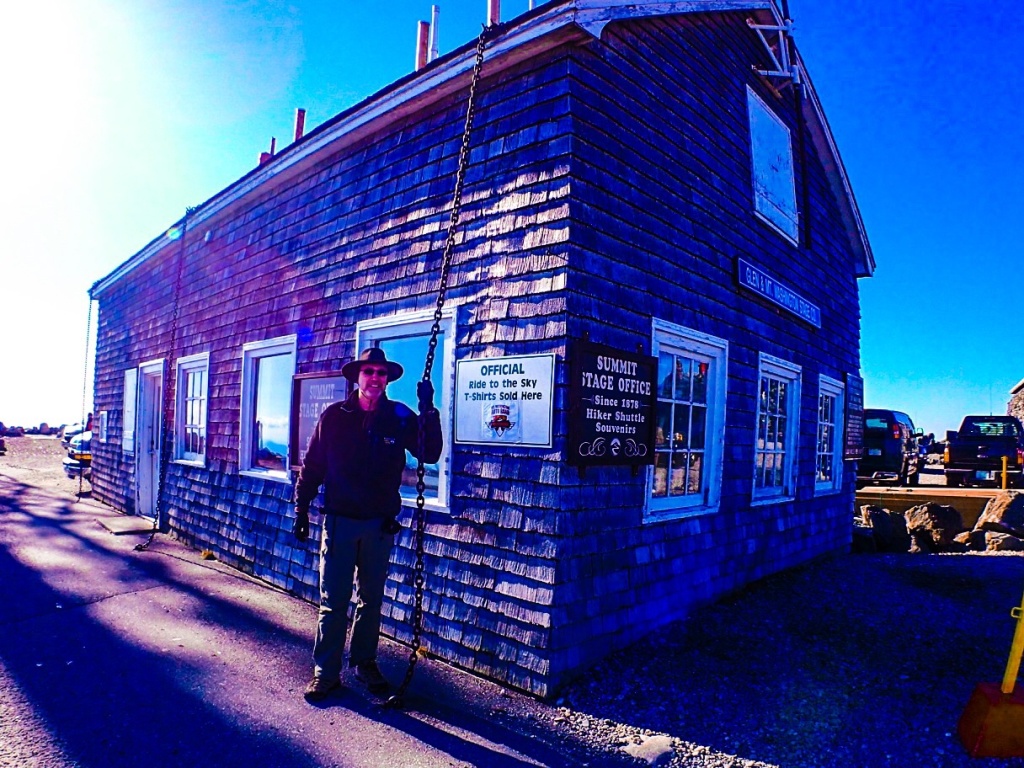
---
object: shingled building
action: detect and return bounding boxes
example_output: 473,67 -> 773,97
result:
88,0 -> 873,697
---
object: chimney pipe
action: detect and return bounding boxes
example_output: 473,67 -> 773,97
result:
294,108 -> 306,142
428,5 -> 440,62
259,137 -> 277,166
487,0 -> 500,27
415,20 -> 429,70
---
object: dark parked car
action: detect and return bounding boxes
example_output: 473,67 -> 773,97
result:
858,408 -> 923,487
0,435 -> 6,455
943,415 -> 1024,487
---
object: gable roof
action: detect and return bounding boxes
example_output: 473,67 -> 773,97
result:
91,0 -> 873,298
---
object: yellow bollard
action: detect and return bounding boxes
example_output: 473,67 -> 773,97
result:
1003,456 -> 1009,490
1003,590 -> 1024,694
959,587 -> 1024,757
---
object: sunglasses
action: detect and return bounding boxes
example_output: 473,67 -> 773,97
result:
360,367 -> 389,377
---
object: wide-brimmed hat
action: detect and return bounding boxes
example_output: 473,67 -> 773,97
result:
341,347 -> 404,383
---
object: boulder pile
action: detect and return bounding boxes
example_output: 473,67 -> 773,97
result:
853,490 -> 1024,554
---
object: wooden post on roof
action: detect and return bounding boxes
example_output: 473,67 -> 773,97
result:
487,0 -> 500,26
415,20 -> 429,70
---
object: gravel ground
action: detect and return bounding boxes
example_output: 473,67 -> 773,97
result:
3,437 -> 1024,767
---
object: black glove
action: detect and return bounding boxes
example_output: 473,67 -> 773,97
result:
293,508 -> 309,542
417,379 -> 436,414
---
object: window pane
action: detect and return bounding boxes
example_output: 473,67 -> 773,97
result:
692,361 -> 708,404
377,333 -> 442,494
688,452 -> 703,495
656,403 -> 671,448
652,453 -> 669,497
690,405 -> 707,450
675,357 -> 691,402
658,352 -> 674,398
253,353 -> 291,471
670,451 -> 688,495
674,404 -> 690,448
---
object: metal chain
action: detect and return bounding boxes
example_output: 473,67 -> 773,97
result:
386,24 -> 496,708
77,298 -> 94,500
137,206 -> 194,552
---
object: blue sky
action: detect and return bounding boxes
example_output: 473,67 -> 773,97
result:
0,0 -> 1019,436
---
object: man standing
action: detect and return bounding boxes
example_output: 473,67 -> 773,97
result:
293,348 -> 443,702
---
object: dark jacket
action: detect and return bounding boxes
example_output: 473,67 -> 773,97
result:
294,391 -> 443,520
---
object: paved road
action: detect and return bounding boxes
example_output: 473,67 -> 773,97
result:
0,471 -> 625,768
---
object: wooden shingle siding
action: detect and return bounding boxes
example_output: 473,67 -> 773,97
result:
91,10 -> 862,698
548,13 -> 858,687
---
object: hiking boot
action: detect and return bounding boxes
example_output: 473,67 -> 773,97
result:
303,676 -> 341,702
354,660 -> 390,694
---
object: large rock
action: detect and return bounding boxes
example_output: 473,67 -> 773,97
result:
905,502 -> 965,553
954,530 -> 987,551
974,491 -> 1024,538
860,505 -> 911,553
983,532 -> 1024,552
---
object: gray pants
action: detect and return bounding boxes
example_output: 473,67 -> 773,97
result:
312,516 -> 395,680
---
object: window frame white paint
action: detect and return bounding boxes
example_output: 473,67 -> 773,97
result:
815,374 -> 845,495
747,85 -> 799,244
123,368 -> 138,454
752,352 -> 802,504
173,351 -> 210,467
356,307 -> 455,513
645,318 -> 729,522
239,335 -> 297,484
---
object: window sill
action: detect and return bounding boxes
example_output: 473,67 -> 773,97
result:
239,468 -> 293,485
750,493 -> 796,507
813,485 -> 844,497
173,459 -> 206,469
643,503 -> 719,524
400,495 -> 449,515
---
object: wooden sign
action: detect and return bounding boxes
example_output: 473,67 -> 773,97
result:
844,372 -> 864,460
568,339 -> 657,467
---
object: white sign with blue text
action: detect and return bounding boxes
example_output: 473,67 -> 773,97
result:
454,354 -> 555,447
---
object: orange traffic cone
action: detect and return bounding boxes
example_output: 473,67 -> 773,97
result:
958,587 -> 1024,757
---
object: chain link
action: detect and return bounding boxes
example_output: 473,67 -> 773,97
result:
388,24 -> 496,707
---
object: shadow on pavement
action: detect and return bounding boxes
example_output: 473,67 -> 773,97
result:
0,473 -> 627,768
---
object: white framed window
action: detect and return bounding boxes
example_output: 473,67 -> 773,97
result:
123,368 -> 137,454
815,374 -> 845,494
174,352 -> 210,465
647,319 -> 728,521
357,308 -> 455,511
97,411 -> 109,442
240,335 -> 296,482
753,353 -> 801,502
747,85 -> 799,243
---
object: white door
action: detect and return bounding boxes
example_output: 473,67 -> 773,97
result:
136,361 -> 163,523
